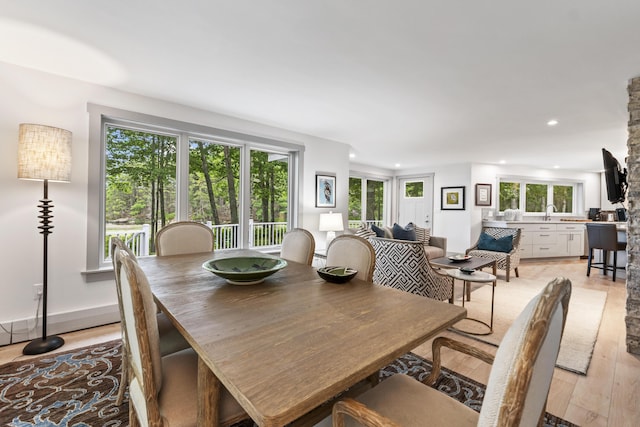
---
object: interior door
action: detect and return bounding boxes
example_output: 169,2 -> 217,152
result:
398,176 -> 434,229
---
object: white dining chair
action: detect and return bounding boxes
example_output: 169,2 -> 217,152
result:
116,248 -> 248,426
156,221 -> 214,256
280,228 -> 316,265
110,237 -> 189,406
326,235 -> 376,282
331,277 -> 572,427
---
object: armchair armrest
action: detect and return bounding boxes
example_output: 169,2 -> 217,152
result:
333,398 -> 400,427
423,336 -> 495,386
429,235 -> 447,253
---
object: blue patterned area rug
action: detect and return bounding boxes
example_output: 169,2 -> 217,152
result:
0,340 -> 127,427
0,340 -> 576,426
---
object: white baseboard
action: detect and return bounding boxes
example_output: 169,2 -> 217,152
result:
0,304 -> 120,346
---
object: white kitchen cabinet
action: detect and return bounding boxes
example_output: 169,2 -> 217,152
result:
483,221 -> 585,259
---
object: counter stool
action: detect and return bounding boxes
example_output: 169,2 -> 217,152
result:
586,223 -> 626,282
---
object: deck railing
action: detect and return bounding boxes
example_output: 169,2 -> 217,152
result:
106,221 -> 288,258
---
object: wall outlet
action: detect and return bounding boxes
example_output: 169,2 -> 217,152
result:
33,283 -> 43,300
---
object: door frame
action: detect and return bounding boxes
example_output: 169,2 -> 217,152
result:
396,173 -> 435,230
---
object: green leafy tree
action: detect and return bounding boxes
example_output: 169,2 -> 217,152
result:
106,127 -> 177,251
349,177 -> 362,221
366,180 -> 384,221
499,182 -> 520,211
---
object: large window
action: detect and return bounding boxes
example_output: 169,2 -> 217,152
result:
348,176 -> 387,228
87,105 -> 302,270
499,178 -> 580,215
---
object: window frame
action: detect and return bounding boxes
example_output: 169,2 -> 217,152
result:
86,104 -> 303,271
347,173 -> 390,228
497,176 -> 584,217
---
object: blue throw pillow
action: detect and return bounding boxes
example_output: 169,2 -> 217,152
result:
371,224 -> 386,238
392,223 -> 417,241
477,232 -> 513,253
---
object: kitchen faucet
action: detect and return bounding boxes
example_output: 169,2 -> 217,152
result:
544,204 -> 557,221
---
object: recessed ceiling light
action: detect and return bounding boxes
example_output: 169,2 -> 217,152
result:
499,160 -> 506,164
349,153 -> 355,159
395,163 -> 401,168
547,119 -> 559,126
553,165 -> 559,169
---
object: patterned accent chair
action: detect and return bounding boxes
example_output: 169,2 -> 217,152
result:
466,227 -> 522,282
370,237 -> 453,302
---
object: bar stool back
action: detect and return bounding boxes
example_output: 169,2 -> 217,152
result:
586,223 -> 626,281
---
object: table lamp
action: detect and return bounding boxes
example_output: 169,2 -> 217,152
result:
319,212 -> 344,246
18,123 -> 72,355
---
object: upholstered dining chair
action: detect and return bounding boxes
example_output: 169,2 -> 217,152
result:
110,237 -> 189,406
326,235 -> 376,282
115,248 -> 248,426
280,228 -> 316,265
331,277 -> 571,427
466,226 -> 522,282
586,222 -> 626,282
156,221 -> 215,256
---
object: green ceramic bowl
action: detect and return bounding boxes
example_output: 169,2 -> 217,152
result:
317,266 -> 358,284
202,256 -> 287,285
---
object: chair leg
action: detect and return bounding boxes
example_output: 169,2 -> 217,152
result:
602,250 -> 608,276
515,267 -> 519,278
506,269 -> 510,282
613,251 -> 617,282
129,400 -> 140,427
116,351 -> 128,406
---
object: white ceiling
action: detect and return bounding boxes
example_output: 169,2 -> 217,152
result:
2,1 -> 639,172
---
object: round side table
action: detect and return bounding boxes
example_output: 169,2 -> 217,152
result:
447,269 -> 496,335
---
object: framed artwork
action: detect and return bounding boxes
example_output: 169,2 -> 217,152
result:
441,186 -> 465,210
316,174 -> 336,208
475,183 -> 492,206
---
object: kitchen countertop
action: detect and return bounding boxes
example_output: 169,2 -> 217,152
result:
483,219 -> 627,229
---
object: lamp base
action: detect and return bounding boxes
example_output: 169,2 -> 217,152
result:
22,335 -> 65,355
326,230 -> 336,246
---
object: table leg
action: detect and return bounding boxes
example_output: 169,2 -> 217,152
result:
450,278 -> 494,336
198,357 -> 221,427
490,278 -> 496,330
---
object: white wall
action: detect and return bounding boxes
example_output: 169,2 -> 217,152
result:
0,62 -> 351,344
393,162 -> 602,253
401,163 -> 473,253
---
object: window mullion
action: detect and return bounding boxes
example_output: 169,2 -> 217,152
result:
176,133 -> 190,220
240,146 -> 251,248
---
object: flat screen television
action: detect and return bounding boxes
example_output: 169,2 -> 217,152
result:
602,148 -> 627,203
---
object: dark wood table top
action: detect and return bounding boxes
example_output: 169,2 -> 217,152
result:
429,255 -> 497,270
139,249 -> 466,427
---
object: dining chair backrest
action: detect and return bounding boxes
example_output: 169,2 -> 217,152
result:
478,277 -> 571,425
156,221 -> 214,256
115,248 -> 163,425
110,236 -> 138,353
326,235 -> 376,282
280,228 -> 316,265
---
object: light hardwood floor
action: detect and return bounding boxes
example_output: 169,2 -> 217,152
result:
413,258 -> 640,427
1,259 -> 638,426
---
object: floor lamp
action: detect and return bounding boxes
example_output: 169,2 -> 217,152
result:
18,124 -> 72,355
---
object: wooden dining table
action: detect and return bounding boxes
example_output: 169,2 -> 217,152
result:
138,249 -> 467,427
